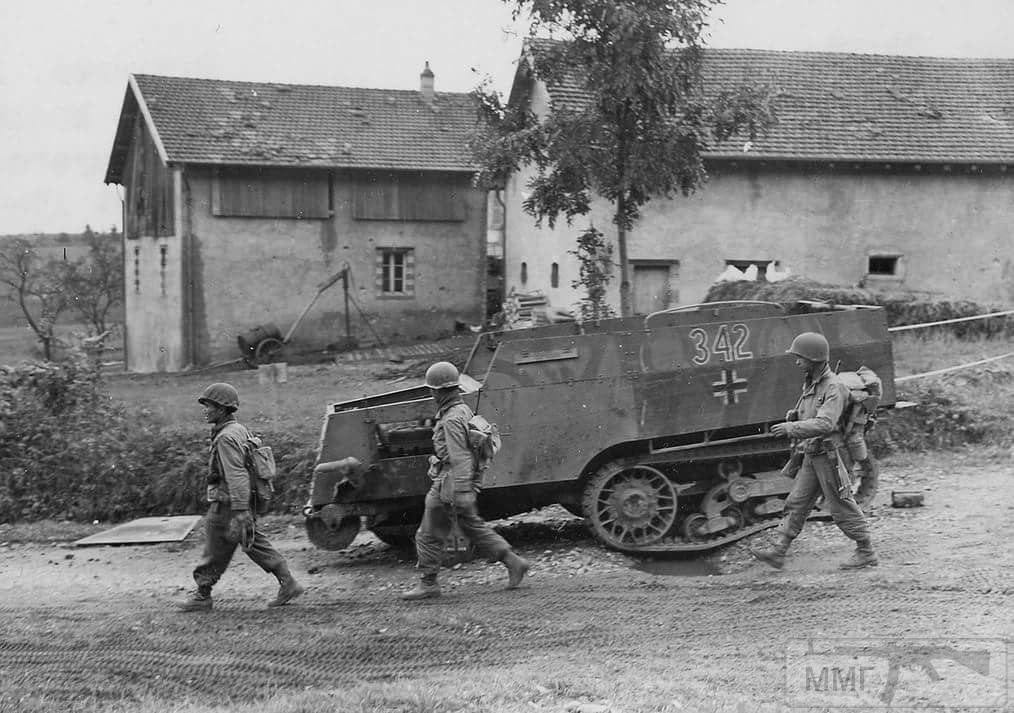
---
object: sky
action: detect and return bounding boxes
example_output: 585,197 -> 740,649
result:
1,0 -> 1012,236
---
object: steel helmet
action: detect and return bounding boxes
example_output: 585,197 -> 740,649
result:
424,361 -> 460,389
198,382 -> 240,411
787,332 -> 830,362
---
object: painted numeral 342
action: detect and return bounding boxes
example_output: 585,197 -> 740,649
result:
688,324 -> 753,365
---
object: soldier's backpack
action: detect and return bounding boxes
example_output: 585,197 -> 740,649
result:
838,365 -> 883,434
245,435 -> 277,515
466,414 -> 502,473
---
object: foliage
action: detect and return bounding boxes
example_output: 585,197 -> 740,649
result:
0,239 -> 72,361
568,226 -> 616,321
704,275 -> 1014,338
471,0 -> 778,315
0,353 -> 317,522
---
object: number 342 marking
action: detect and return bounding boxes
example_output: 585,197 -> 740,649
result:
689,323 -> 753,365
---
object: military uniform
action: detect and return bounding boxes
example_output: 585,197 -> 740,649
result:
180,384 -> 304,611
777,365 -> 870,543
751,333 -> 877,570
402,367 -> 529,600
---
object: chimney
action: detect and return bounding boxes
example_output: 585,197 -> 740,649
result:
420,61 -> 434,103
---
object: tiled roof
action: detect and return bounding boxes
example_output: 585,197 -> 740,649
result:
523,38 -> 1014,164
106,74 -> 481,183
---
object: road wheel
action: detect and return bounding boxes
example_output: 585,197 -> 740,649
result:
305,511 -> 359,550
582,462 -> 678,549
370,525 -> 417,551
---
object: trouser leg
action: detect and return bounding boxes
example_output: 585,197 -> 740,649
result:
454,499 -> 511,562
193,504 -> 238,591
242,526 -> 287,577
777,456 -> 823,541
414,488 -> 453,578
811,452 -> 871,543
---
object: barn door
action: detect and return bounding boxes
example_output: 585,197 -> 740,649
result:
632,263 -> 677,315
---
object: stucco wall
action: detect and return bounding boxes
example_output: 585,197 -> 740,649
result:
507,163 -> 1014,313
123,233 -> 185,372
184,169 -> 486,366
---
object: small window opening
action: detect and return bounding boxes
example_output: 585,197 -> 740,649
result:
868,256 -> 899,276
520,261 -> 528,286
159,245 -> 168,296
725,259 -> 770,281
133,246 -> 141,294
550,262 -> 559,288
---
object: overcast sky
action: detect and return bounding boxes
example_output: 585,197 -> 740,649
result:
1,0 -> 1012,236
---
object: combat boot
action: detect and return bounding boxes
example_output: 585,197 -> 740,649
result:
268,566 -> 306,607
840,539 -> 878,569
178,586 -> 213,612
401,573 -> 441,600
501,550 -> 530,589
750,534 -> 792,570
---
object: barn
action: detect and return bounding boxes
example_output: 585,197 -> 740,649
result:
505,40 -> 1014,316
105,64 -> 487,372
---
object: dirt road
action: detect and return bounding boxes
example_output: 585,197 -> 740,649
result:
1,450 -> 1011,712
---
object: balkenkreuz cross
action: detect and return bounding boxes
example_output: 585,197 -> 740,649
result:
712,369 -> 748,405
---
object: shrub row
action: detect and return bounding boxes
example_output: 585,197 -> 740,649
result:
0,352 -> 318,522
704,276 -> 1014,338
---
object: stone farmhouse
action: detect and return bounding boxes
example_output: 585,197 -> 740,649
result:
505,39 -> 1014,316
105,64 -> 487,372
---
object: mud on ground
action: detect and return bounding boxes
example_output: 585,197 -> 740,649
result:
1,450 -> 1011,712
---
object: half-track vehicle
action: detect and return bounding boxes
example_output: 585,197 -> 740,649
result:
304,300 -> 895,554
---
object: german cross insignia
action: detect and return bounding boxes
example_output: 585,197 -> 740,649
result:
712,369 -> 748,405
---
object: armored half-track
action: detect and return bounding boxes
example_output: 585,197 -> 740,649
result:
304,300 -> 895,554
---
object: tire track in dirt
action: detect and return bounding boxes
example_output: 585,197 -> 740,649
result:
1,570 -> 1007,706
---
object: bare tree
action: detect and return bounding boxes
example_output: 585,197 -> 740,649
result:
0,239 -> 72,361
65,225 -> 124,336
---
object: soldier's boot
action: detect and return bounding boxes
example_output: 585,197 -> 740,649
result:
401,573 -> 441,600
178,585 -> 213,612
840,539 -> 878,569
267,565 -> 305,607
749,534 -> 793,570
501,550 -> 531,590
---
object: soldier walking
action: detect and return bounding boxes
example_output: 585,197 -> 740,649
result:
401,362 -> 531,600
179,382 -> 305,611
751,333 -> 878,570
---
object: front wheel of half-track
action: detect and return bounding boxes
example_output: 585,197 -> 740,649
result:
582,462 -> 678,550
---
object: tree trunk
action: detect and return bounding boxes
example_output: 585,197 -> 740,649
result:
617,226 -> 631,317
616,192 -> 631,317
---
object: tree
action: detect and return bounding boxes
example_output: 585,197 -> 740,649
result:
65,225 -> 124,336
0,239 -> 72,361
471,0 -> 778,316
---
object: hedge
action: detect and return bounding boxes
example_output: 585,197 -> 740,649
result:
704,276 -> 1014,338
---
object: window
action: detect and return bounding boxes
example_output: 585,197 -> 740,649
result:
133,246 -> 141,294
520,261 -> 528,286
354,171 -> 465,222
725,259 -> 771,281
868,255 -> 900,276
550,262 -> 559,288
212,168 -> 329,219
159,244 -> 168,296
376,248 -> 415,297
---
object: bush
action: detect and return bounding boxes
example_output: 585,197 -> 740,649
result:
704,276 -> 1014,338
0,352 -> 318,522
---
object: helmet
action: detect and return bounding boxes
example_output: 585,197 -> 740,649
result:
787,332 -> 830,362
424,361 -> 460,389
198,382 -> 240,411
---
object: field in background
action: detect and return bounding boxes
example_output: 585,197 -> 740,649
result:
96,331 -> 1014,436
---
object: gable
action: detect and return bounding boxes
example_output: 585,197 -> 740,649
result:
522,39 -> 1014,164
106,74 -> 481,184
